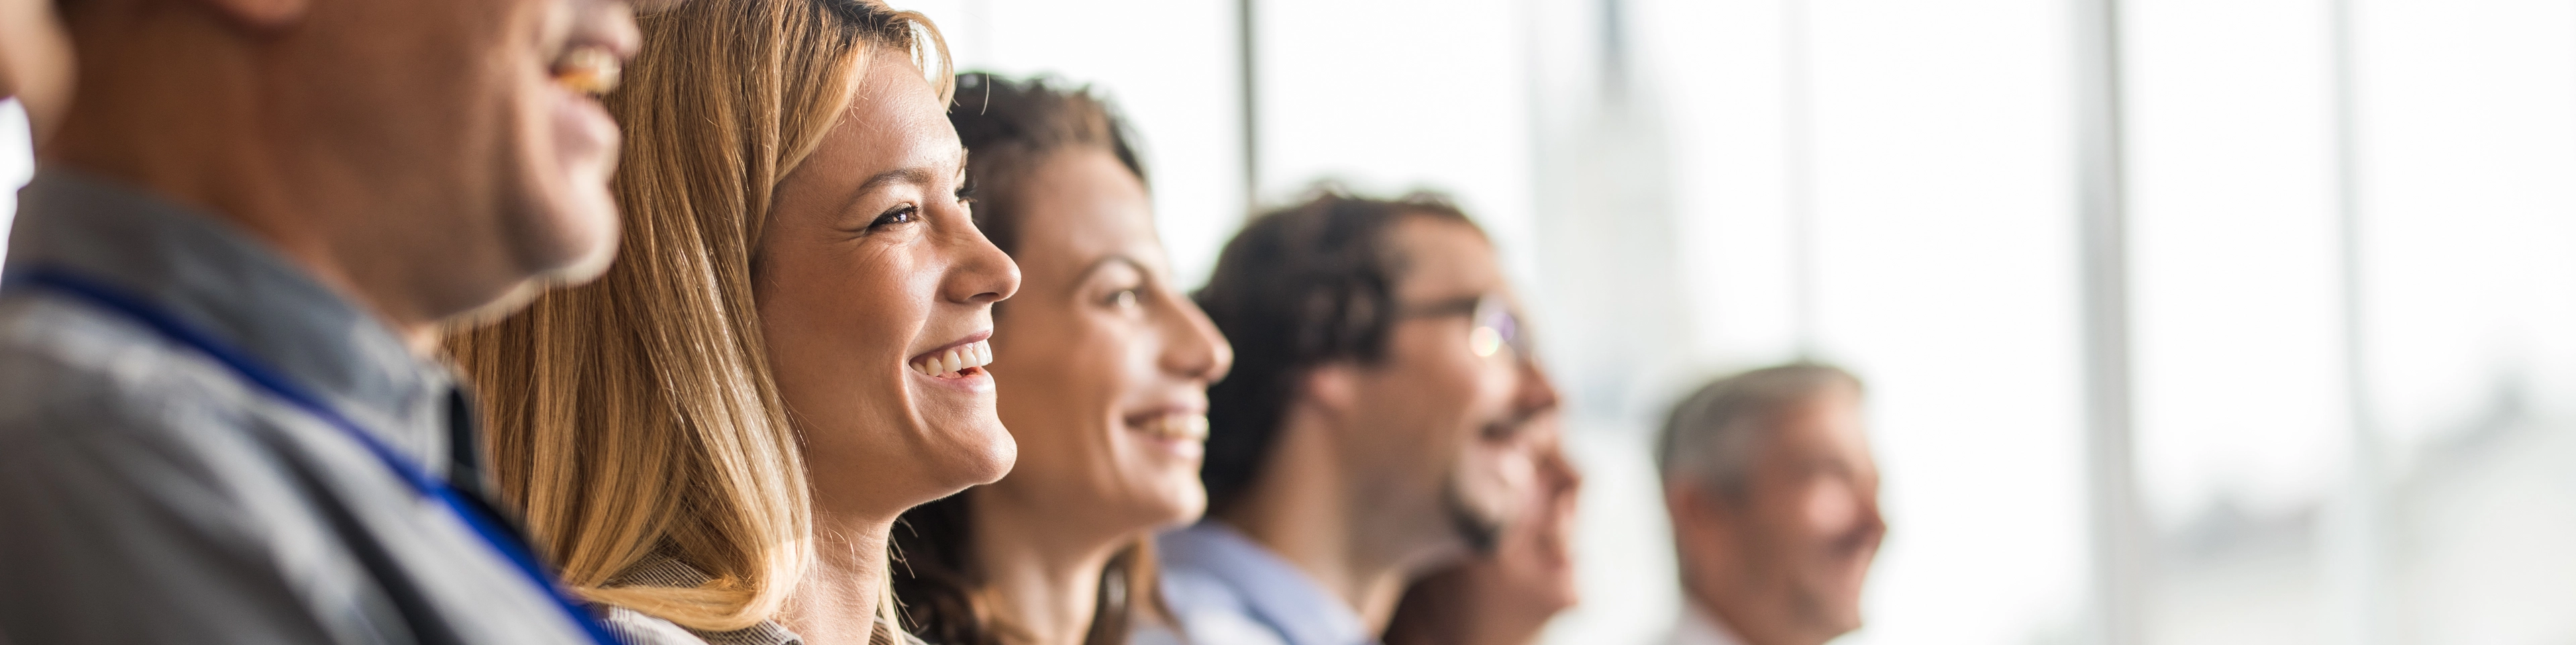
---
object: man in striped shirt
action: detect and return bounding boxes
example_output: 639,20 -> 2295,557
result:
0,0 -> 648,642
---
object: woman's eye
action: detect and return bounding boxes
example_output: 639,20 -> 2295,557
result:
869,205 -> 921,230
1107,289 -> 1140,309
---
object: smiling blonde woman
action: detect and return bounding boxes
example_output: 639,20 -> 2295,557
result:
450,2 -> 1023,644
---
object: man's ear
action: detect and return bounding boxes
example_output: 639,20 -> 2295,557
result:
191,0 -> 311,32
1665,480 -> 1745,605
1300,362 -> 1359,419
1664,479 -> 1739,543
1663,480 -> 1700,531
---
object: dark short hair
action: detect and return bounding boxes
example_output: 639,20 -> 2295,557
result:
1194,189 -> 1480,517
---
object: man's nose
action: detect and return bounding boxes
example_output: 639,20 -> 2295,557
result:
1512,358 -> 1561,417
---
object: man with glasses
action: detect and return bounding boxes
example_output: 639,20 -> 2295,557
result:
1143,191 -> 1562,645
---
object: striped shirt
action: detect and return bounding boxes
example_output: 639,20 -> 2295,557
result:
599,555 -> 925,645
0,170 -> 598,644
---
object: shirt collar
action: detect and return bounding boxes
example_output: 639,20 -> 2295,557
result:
1160,522 -> 1374,645
6,168 -> 458,470
1671,600 -> 1747,645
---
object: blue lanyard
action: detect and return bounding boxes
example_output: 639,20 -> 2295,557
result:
3,266 -> 618,645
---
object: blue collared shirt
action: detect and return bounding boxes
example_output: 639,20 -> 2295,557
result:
1137,523 -> 1377,645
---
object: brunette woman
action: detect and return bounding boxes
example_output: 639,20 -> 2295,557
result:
450,3 -> 1017,644
890,74 -> 1233,645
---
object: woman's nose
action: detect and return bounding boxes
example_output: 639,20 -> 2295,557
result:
942,219 -> 1020,305
1159,289 -> 1233,383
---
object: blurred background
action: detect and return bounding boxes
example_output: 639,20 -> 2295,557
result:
7,1 -> 2572,643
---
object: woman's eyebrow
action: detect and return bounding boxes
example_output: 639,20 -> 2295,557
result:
852,148 -> 966,196
1074,254 -> 1151,285
856,166 -> 938,193
830,166 -> 941,217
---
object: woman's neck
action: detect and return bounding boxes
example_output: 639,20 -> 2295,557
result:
969,492 -> 1136,645
779,511 -> 898,645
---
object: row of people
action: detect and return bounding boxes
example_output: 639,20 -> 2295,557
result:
0,0 -> 1886,644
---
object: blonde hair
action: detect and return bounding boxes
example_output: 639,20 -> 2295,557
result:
448,0 -> 952,633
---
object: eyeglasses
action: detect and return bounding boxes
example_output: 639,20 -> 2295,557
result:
1398,294 -> 1531,360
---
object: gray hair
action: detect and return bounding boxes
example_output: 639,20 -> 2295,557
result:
1655,362 -> 1864,495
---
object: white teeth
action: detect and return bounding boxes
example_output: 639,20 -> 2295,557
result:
912,340 -> 994,377
1137,414 -> 1209,442
552,46 -> 623,97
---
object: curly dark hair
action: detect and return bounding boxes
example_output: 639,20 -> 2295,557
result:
1192,189 -> 1480,517
890,72 -> 1160,645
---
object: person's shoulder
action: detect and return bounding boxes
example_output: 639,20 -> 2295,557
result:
0,293 -> 285,549
0,293 -> 248,450
589,561 -> 808,645
1151,566 -> 1289,645
0,297 -> 340,644
1125,624 -> 1189,645
600,606 -> 723,645
1149,609 -> 1293,645
1156,562 -> 1249,613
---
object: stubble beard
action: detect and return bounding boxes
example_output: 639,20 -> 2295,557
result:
1441,477 -> 1508,556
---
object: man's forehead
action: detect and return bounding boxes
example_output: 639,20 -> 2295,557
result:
1386,215 -> 1503,300
1773,389 -> 1873,458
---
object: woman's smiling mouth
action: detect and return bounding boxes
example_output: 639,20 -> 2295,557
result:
911,337 -> 994,379
1125,410 -> 1208,460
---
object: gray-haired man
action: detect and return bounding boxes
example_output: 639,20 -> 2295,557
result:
1657,364 -> 1886,645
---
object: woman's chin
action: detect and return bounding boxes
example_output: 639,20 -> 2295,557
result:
1136,475 -> 1208,527
930,417 -> 1018,488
